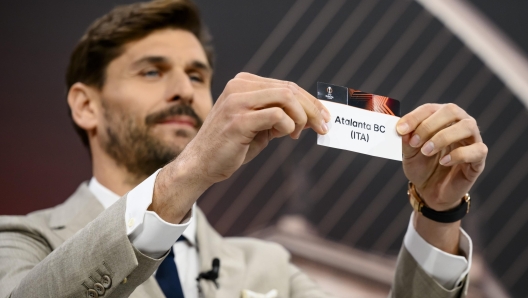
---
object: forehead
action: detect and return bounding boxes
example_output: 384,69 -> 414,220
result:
118,28 -> 209,67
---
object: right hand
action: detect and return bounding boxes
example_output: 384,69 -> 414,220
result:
152,73 -> 330,223
185,72 -> 331,184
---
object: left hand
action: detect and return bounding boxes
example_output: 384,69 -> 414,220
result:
396,103 -> 487,211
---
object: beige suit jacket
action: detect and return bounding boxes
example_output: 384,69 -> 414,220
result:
0,183 -> 468,297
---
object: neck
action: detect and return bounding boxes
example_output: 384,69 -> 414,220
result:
91,142 -> 147,197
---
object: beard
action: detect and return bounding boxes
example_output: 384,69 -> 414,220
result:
102,102 -> 203,181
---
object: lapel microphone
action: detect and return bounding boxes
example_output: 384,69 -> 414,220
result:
196,258 -> 220,288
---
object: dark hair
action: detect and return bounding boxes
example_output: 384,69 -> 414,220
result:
66,0 -> 214,148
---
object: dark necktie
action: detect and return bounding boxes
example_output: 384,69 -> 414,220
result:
155,236 -> 186,298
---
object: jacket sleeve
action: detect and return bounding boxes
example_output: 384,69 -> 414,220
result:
0,197 -> 167,298
389,245 -> 469,298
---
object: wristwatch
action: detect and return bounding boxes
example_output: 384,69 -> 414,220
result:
408,181 -> 470,223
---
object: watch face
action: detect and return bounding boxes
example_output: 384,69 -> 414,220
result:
409,195 -> 422,213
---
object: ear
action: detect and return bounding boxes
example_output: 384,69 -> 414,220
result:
67,82 -> 100,132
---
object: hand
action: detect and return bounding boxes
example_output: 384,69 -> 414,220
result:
187,72 -> 331,184
396,103 -> 487,211
152,73 -> 330,223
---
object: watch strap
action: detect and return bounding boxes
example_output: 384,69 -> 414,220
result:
408,182 -> 470,223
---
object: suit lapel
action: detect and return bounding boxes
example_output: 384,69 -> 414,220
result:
196,208 -> 246,298
48,182 -> 105,244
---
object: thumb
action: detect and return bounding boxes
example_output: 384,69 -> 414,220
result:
402,133 -> 419,159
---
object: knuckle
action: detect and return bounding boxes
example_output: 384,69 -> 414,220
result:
461,117 -> 479,134
445,103 -> 461,116
309,94 -> 318,105
285,81 -> 299,95
285,80 -> 296,88
270,108 -> 284,122
311,101 -> 320,116
235,72 -> 252,79
480,143 -> 489,156
469,117 -> 479,132
423,103 -> 435,111
223,92 -> 236,103
299,110 -> 308,124
460,117 -> 474,128
423,103 -> 439,114
279,87 -> 294,101
445,102 -> 458,110
227,113 -> 242,131
433,131 -> 448,145
407,112 -> 421,126
224,78 -> 241,93
285,117 -> 295,131
222,93 -> 243,110
417,121 -> 433,135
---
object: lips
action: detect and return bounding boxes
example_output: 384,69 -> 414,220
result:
145,104 -> 203,130
158,115 -> 197,128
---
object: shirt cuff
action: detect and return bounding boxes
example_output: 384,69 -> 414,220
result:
125,169 -> 193,258
403,212 -> 472,289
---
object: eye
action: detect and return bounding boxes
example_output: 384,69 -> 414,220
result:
142,69 -> 161,78
189,72 -> 204,83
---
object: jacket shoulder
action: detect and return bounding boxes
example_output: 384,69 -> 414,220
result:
0,207 -> 54,233
0,182 -> 96,248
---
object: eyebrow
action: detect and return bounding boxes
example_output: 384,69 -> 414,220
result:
131,55 -> 212,73
189,60 -> 212,73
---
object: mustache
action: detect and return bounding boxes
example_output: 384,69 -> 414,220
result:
145,104 -> 203,128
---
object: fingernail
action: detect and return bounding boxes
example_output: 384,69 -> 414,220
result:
409,134 -> 420,147
397,122 -> 409,134
321,120 -> 328,133
421,141 -> 434,155
439,154 -> 451,165
321,109 -> 330,122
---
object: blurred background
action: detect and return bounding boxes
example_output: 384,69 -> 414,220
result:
1,0 -> 528,297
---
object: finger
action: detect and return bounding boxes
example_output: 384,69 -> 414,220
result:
234,88 -> 308,137
420,118 -> 480,156
439,142 -> 488,171
224,76 -> 292,94
234,73 -> 331,126
293,83 -> 332,136
238,107 -> 296,142
402,132 -> 418,159
228,84 -> 329,136
397,103 -> 442,135
244,130 -> 270,165
409,103 -> 471,149
224,79 -> 306,137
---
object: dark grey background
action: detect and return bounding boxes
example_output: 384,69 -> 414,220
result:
1,0 -> 527,296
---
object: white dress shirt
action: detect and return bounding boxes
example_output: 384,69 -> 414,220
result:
404,212 -> 472,289
89,170 -> 472,295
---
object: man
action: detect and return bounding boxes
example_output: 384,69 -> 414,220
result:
0,0 -> 487,297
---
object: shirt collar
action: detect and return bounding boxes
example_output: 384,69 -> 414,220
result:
88,176 -> 196,246
88,177 -> 120,209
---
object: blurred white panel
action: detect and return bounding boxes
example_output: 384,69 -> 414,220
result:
417,0 -> 528,109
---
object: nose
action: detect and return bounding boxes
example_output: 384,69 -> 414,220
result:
168,70 -> 194,105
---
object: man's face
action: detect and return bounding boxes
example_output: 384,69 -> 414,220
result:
96,29 -> 213,179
